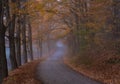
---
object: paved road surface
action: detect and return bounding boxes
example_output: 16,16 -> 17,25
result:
36,43 -> 102,84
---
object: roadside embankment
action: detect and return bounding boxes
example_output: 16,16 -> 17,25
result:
2,60 -> 43,84
64,51 -> 120,84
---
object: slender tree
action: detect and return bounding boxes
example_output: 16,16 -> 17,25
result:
9,0 -> 18,70
113,0 -> 120,38
21,15 -> 28,63
0,0 -> 8,83
27,18 -> 33,60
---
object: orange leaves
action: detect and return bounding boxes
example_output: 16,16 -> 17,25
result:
85,0 -> 112,31
9,2 -> 18,15
85,22 -> 104,30
3,61 -> 41,84
86,22 -> 98,29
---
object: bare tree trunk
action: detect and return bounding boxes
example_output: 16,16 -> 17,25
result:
38,38 -> 42,57
16,17 -> 21,66
112,0 -> 120,52
47,35 -> 50,55
27,19 -> 33,61
0,1 -> 8,82
0,32 -> 8,83
9,15 -> 18,70
113,0 -> 120,38
40,38 -> 43,57
37,40 -> 40,58
22,15 -> 28,63
37,29 -> 42,57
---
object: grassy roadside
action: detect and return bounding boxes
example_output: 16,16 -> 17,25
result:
2,60 -> 43,84
64,54 -> 120,84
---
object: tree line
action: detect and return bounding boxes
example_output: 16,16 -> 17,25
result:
63,0 -> 120,63
0,0 -> 66,83
0,0 -> 36,83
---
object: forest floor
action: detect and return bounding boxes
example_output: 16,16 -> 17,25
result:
64,51 -> 120,84
2,60 -> 43,84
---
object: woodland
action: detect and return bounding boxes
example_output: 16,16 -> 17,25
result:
0,0 -> 120,84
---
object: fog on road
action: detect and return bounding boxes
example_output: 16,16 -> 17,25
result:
36,41 -> 102,84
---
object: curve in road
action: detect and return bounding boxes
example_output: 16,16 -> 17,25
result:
36,42 -> 102,84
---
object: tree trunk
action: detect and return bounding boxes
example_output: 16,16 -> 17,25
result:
9,15 -> 18,70
27,19 -> 33,61
22,15 -> 28,63
0,0 -> 8,83
16,17 -> 21,66
113,0 -> 120,38
112,0 -> 120,52
47,35 -> 50,55
38,38 -> 42,57
0,32 -> 8,83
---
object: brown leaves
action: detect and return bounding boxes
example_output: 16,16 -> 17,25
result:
65,50 -> 120,84
3,60 -> 42,84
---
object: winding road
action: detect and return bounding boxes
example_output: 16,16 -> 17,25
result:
36,41 -> 102,84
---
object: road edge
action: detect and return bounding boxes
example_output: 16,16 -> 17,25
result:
63,57 -> 105,84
